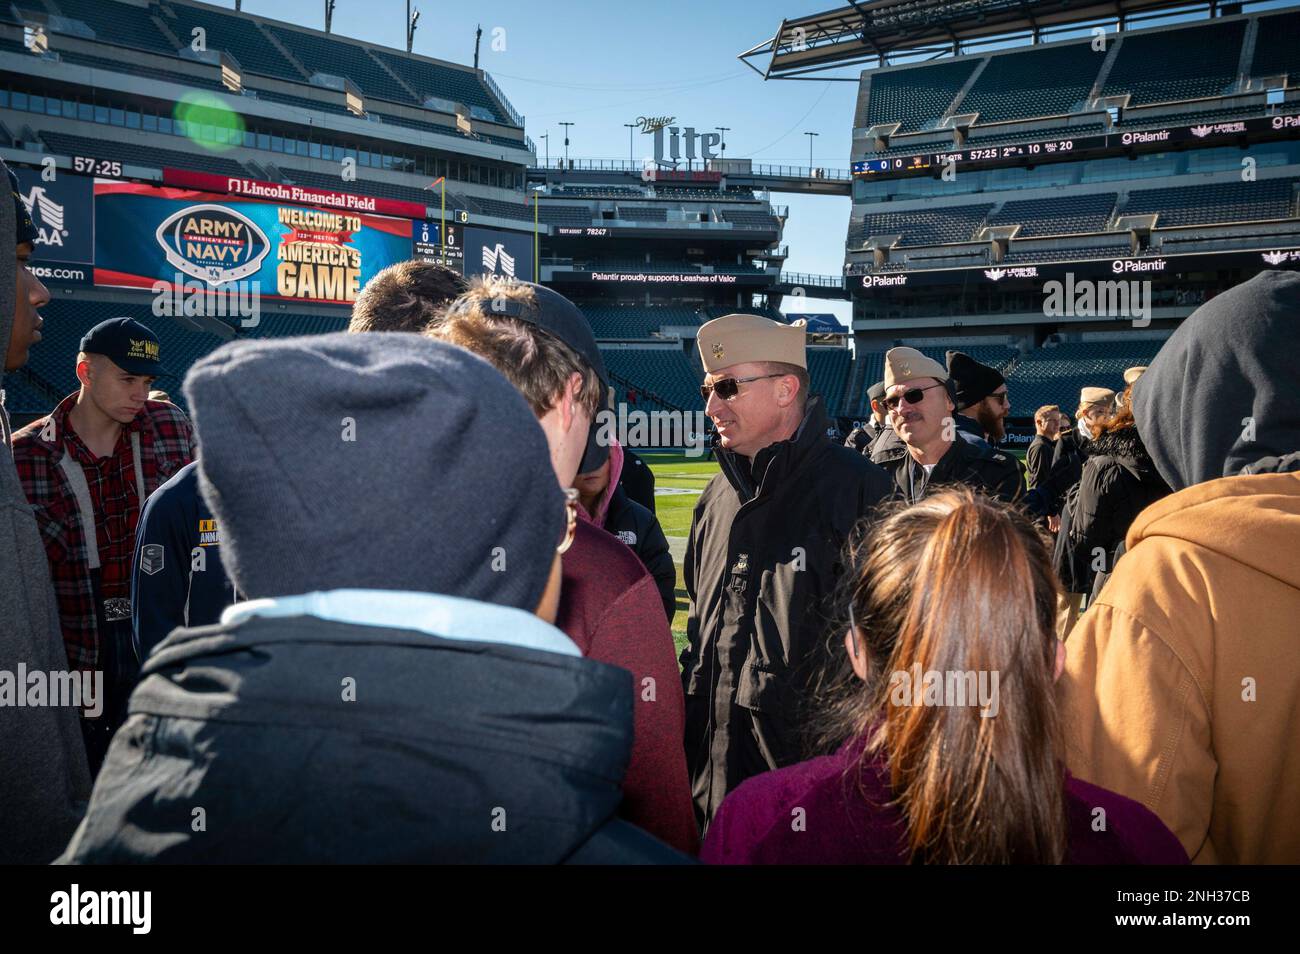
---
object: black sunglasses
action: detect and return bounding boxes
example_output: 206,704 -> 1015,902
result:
700,372 -> 784,402
883,382 -> 946,410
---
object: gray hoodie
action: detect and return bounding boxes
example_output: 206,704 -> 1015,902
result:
0,157 -> 92,863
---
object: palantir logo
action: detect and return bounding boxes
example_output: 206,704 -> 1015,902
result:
21,185 -> 66,247
155,204 -> 269,286
482,242 -> 516,278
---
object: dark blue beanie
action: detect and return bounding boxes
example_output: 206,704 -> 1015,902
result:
183,332 -> 565,610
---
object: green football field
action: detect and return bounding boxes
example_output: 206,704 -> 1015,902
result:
642,450 -> 719,653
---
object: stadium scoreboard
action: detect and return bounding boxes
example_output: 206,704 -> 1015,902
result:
853,115 -> 1300,180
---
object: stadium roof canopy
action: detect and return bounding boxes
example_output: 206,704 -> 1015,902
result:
739,0 -> 1225,78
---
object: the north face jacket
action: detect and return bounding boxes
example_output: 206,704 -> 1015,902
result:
11,395 -> 195,669
681,395 -> 891,831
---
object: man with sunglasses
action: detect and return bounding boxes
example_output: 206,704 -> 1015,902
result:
873,347 -> 1022,506
682,313 -> 891,831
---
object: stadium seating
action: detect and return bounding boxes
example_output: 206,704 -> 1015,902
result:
860,204 -> 994,247
959,42 -> 1103,123
22,298 -> 352,415
266,27 -> 413,106
38,130 -> 253,178
51,0 -> 171,53
275,165 -> 439,210
1004,339 -> 1168,417
615,206 -> 668,222
41,46 -> 228,92
720,210 -> 778,230
467,196 -> 532,221
1102,20 -> 1247,106
807,348 -> 852,416
987,194 -> 1116,237
369,49 -> 505,123
559,185 -> 645,198
600,348 -> 704,412
539,205 -> 593,226
1001,243 -> 1132,264
161,2 -> 304,80
584,306 -> 698,339
1252,11 -> 1300,81
1122,178 -> 1297,227
864,59 -> 980,133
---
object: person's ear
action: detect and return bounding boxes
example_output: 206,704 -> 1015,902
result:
844,627 -> 868,682
1053,639 -> 1066,683
560,372 -> 583,433
75,358 -> 93,389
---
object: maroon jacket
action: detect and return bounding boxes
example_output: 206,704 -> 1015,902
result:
557,520 -> 698,856
701,736 -> 1188,864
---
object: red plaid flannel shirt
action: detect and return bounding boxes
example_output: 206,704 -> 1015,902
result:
10,395 -> 195,670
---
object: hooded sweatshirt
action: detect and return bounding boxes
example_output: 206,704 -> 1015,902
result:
1061,270 -> 1300,863
577,439 -> 676,622
0,158 -> 93,863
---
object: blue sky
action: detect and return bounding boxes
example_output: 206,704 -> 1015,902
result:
216,0 -> 859,319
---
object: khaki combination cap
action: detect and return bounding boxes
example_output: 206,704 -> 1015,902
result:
698,314 -> 807,373
1123,366 -> 1148,386
1080,386 -> 1116,406
883,346 -> 948,388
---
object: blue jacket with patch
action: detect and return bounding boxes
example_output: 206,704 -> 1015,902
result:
130,461 -> 237,662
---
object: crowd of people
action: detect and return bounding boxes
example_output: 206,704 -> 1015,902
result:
1,154 -> 1297,864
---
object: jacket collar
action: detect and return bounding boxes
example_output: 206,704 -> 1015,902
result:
220,589 -> 582,658
717,395 -> 830,503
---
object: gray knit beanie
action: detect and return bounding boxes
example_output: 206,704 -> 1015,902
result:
183,332 -> 564,610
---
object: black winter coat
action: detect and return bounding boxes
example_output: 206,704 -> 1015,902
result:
1043,427 -> 1088,512
681,397 -> 891,830
1058,425 -> 1171,599
603,485 -> 676,623
59,614 -> 687,864
619,449 -> 657,515
873,431 -> 1024,505
1026,435 -> 1055,490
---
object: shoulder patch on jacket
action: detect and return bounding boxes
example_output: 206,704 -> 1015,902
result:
140,543 -> 165,575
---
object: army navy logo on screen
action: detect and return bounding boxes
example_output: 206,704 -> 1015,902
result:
155,204 -> 269,285
140,544 -> 165,576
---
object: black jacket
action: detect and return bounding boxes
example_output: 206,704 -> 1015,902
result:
1043,427 -> 1088,512
131,462 -> 239,663
1059,425 -> 1171,599
1026,434 -> 1056,490
618,449 -> 657,515
59,613 -> 687,864
681,397 -> 892,830
604,485 -> 676,623
874,431 -> 1024,505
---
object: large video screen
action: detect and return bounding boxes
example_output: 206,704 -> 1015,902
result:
93,180 -> 413,305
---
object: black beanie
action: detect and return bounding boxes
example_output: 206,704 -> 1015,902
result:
946,350 -> 1005,408
183,332 -> 565,611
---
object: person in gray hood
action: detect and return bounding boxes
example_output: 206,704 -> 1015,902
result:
60,332 -> 686,863
0,158 -> 93,863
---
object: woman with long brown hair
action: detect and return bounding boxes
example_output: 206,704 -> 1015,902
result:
700,489 -> 1186,864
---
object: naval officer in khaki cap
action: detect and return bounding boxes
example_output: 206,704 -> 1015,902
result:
870,346 -> 1022,505
682,313 -> 890,831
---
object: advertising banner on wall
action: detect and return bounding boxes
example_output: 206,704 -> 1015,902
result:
92,179 -> 414,305
463,226 -> 535,283
12,167 -> 94,284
